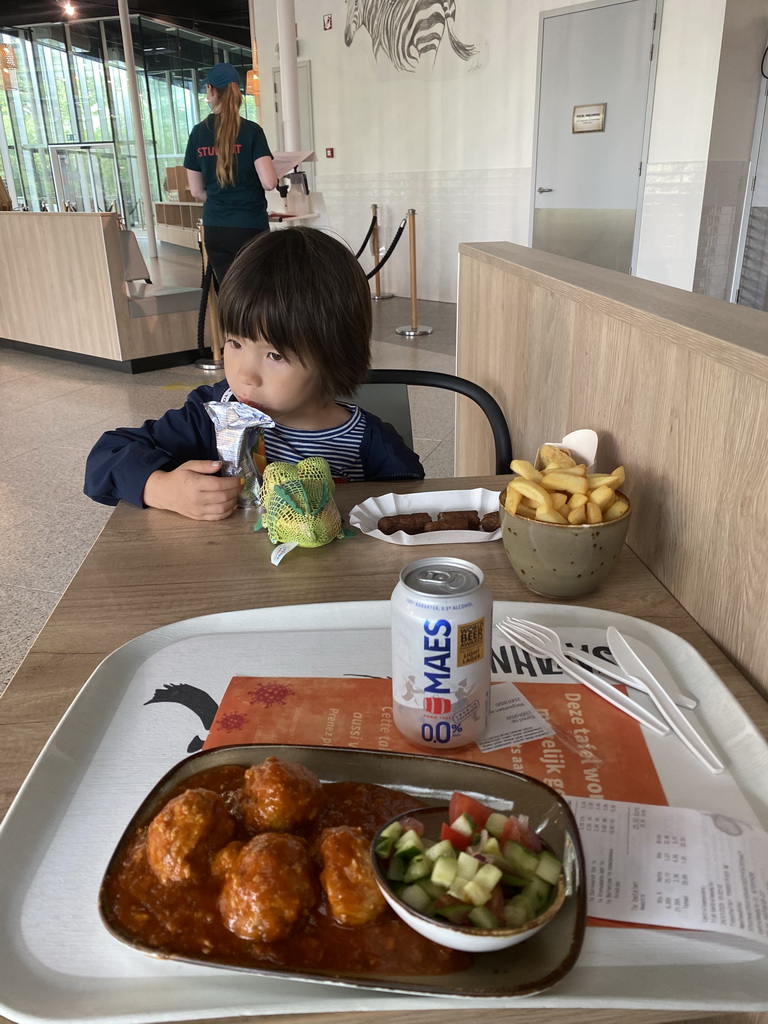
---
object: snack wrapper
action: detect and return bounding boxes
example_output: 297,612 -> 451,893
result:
204,401 -> 274,509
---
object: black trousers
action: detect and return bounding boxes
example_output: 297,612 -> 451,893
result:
203,225 -> 268,285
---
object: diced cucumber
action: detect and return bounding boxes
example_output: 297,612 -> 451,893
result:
403,854 -> 431,883
503,893 -> 535,927
485,812 -> 509,838
503,840 -> 539,878
431,855 -> 459,889
394,829 -> 425,861
463,878 -> 494,906
375,820 -> 404,857
447,876 -> 469,900
386,857 -> 406,882
425,838 -> 456,862
468,905 -> 501,929
474,863 -> 503,891
522,875 -> 552,912
535,849 -> 562,885
480,836 -> 501,856
434,902 -> 473,924
400,884 -> 433,914
456,851 -> 480,880
415,877 -> 444,899
450,812 -> 477,838
501,871 -> 531,888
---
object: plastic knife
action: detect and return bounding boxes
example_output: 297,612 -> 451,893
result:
606,627 -> 725,774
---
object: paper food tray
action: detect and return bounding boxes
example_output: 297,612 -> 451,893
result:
348,487 -> 501,545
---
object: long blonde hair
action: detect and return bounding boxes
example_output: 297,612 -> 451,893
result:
209,81 -> 242,187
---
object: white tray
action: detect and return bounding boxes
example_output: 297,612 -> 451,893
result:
1,601 -> 767,1023
348,487 -> 501,543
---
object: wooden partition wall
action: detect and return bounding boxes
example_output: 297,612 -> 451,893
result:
0,212 -> 198,364
456,242 -> 768,700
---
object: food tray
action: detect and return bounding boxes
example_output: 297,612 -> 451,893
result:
348,487 -> 501,544
99,744 -> 586,998
0,600 -> 767,1022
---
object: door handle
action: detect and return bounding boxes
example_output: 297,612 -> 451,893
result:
537,187 -> 554,193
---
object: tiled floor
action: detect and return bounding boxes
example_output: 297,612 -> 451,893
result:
0,242 -> 457,695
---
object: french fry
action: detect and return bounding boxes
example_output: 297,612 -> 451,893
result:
589,484 -> 616,512
503,486 -> 522,515
539,471 -> 589,496
538,445 -> 576,469
535,506 -> 568,525
515,503 -> 536,519
510,479 -> 553,508
587,466 -> 625,490
510,459 -> 543,482
568,493 -> 589,510
585,501 -> 602,524
551,491 -> 568,511
549,464 -> 587,477
567,504 -> 587,525
604,498 -> 630,521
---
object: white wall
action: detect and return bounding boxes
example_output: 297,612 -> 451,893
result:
255,0 -> 745,302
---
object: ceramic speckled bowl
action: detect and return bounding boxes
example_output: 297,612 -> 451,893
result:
499,490 -> 631,599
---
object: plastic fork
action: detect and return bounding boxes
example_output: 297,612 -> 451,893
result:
563,647 -> 698,710
496,617 -> 670,736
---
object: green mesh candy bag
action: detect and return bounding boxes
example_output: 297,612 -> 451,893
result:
257,457 -> 345,550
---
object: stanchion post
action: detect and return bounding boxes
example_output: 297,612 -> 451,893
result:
370,202 -> 392,301
395,208 -> 432,337
195,223 -> 224,372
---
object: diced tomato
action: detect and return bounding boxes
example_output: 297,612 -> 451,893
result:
448,792 -> 492,829
501,813 -> 542,852
440,822 -> 472,851
516,815 -> 543,853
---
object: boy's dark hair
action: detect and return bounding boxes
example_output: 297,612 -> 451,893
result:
217,227 -> 372,400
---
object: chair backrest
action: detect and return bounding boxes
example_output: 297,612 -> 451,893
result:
354,369 -> 512,475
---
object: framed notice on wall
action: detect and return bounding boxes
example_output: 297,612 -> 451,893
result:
572,103 -> 606,133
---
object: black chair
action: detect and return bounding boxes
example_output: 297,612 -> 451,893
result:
355,369 -> 512,475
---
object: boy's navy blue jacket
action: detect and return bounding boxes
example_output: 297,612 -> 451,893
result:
84,380 -> 425,508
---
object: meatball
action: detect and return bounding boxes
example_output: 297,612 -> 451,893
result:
210,840 -> 243,882
241,756 -> 323,832
218,833 -> 315,942
318,826 -> 386,927
146,788 -> 235,885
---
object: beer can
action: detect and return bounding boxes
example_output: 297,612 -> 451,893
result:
391,557 -> 492,749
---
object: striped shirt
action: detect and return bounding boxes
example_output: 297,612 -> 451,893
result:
221,389 -> 366,481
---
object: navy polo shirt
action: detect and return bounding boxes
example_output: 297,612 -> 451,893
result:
183,115 -> 273,229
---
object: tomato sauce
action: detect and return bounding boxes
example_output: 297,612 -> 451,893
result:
101,766 -> 471,976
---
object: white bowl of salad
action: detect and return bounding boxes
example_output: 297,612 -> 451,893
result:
371,793 -> 567,953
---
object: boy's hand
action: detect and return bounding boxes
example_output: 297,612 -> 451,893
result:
143,461 -> 243,520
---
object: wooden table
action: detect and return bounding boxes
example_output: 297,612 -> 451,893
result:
1,475 -> 766,1024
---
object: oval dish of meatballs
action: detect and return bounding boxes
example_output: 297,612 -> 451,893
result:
100,753 -> 470,979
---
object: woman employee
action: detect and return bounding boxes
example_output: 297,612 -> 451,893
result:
184,62 -> 279,284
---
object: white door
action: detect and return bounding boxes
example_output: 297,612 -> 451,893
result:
734,76 -> 768,310
533,0 -> 658,274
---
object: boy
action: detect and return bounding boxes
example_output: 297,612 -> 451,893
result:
84,228 -> 424,520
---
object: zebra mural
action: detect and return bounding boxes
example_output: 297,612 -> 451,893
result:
344,0 -> 477,73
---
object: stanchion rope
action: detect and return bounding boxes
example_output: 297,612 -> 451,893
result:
365,216 -> 407,281
355,212 -> 377,259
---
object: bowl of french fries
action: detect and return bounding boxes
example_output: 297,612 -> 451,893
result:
499,445 -> 630,599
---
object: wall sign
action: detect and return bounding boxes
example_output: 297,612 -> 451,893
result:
572,103 -> 606,133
